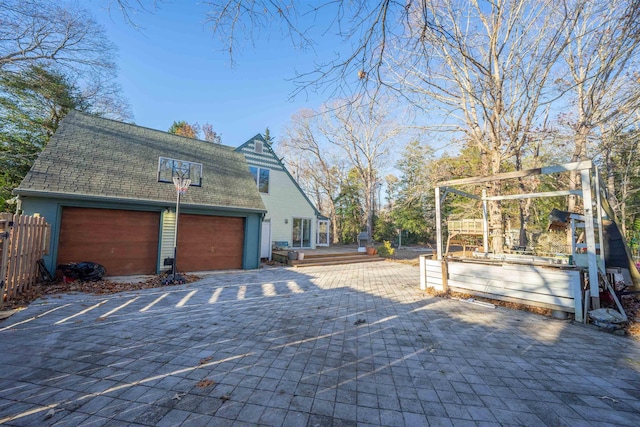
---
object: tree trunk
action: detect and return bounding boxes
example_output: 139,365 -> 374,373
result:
488,151 -> 504,253
518,198 -> 532,248
604,145 -> 620,218
568,125 -> 589,212
567,125 -> 590,247
327,197 -> 340,244
365,180 -> 373,244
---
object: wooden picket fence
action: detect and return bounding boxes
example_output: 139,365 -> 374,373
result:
0,213 -> 50,304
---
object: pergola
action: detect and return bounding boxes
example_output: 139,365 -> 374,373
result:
431,160 -> 606,315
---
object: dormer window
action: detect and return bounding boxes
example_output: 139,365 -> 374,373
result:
158,157 -> 202,186
254,141 -> 263,154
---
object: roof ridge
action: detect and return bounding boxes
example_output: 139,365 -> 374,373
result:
69,110 -> 234,151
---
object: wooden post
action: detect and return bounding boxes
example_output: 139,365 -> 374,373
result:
0,214 -> 11,306
581,169 -> 600,309
5,215 -> 18,300
441,260 -> 449,292
419,255 -> 426,291
482,189 -> 489,253
435,186 -> 443,261
594,168 -> 605,263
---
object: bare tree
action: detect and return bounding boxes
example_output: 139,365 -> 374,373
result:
283,99 -> 404,243
201,0 -> 406,100
281,109 -> 345,244
318,99 -> 401,243
0,0 -> 117,73
0,0 -> 132,121
561,0 -> 640,213
597,114 -> 640,235
202,0 -> 640,250
106,0 -> 160,28
168,121 -> 222,143
383,0 -> 582,252
201,123 -> 222,144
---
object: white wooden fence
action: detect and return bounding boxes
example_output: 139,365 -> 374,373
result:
420,255 -> 584,321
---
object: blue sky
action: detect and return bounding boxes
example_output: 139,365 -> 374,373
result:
89,1 -> 336,146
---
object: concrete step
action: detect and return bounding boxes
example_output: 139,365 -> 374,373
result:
291,255 -> 382,268
293,254 -> 368,263
291,254 -> 368,265
301,252 -> 365,259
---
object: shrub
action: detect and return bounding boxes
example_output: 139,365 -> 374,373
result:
377,240 -> 395,257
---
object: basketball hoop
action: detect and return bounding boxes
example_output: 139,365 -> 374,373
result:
173,177 -> 191,195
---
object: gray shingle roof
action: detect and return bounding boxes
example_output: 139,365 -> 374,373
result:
15,111 -> 266,212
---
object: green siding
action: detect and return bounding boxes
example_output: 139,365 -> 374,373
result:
20,196 -> 262,275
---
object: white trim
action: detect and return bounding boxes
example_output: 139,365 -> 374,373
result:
292,217 -> 313,249
317,219 -> 330,246
260,220 -> 272,260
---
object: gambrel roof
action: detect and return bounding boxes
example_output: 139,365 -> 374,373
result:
15,111 -> 265,213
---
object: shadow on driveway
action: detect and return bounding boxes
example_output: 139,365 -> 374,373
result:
0,262 -> 639,426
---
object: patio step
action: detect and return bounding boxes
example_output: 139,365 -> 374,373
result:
290,253 -> 382,268
302,251 -> 366,259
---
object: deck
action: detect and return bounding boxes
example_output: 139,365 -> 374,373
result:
272,246 -> 381,267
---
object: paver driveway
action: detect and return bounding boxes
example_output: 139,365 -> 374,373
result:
0,261 -> 639,426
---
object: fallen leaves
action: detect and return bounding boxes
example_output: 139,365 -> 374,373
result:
196,378 -> 215,388
1,273 -> 201,311
199,356 -> 213,365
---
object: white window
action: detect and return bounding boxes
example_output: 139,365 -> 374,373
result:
158,157 -> 202,186
249,166 -> 270,193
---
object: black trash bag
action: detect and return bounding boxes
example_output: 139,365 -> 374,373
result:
58,262 -> 106,282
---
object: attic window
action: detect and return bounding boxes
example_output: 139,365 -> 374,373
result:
254,141 -> 264,154
158,157 -> 202,187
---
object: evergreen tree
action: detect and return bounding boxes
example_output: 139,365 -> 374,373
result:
391,140 -> 435,243
263,127 -> 274,145
0,65 -> 87,208
335,168 -> 363,243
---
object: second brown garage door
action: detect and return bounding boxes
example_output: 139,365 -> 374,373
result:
58,208 -> 160,276
177,214 -> 244,271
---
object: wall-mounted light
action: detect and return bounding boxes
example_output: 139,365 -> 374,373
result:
284,219 -> 288,224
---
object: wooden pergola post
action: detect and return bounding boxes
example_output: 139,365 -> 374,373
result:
482,189 -> 489,253
580,168 -> 600,310
435,186 -> 443,261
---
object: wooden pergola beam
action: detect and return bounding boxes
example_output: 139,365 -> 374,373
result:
483,189 -> 582,201
437,160 -> 593,187
442,187 -> 482,200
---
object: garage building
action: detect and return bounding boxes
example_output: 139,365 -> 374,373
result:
14,111 -> 266,276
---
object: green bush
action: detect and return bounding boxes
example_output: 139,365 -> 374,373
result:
376,240 -> 395,257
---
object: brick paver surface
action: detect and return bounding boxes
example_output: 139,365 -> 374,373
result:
0,261 -> 639,426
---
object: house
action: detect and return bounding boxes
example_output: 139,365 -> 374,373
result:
236,135 -> 329,259
14,111 -> 266,276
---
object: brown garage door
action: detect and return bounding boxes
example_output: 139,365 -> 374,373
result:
177,214 -> 244,271
58,208 -> 160,276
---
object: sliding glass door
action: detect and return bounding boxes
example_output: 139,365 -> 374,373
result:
292,218 -> 312,248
